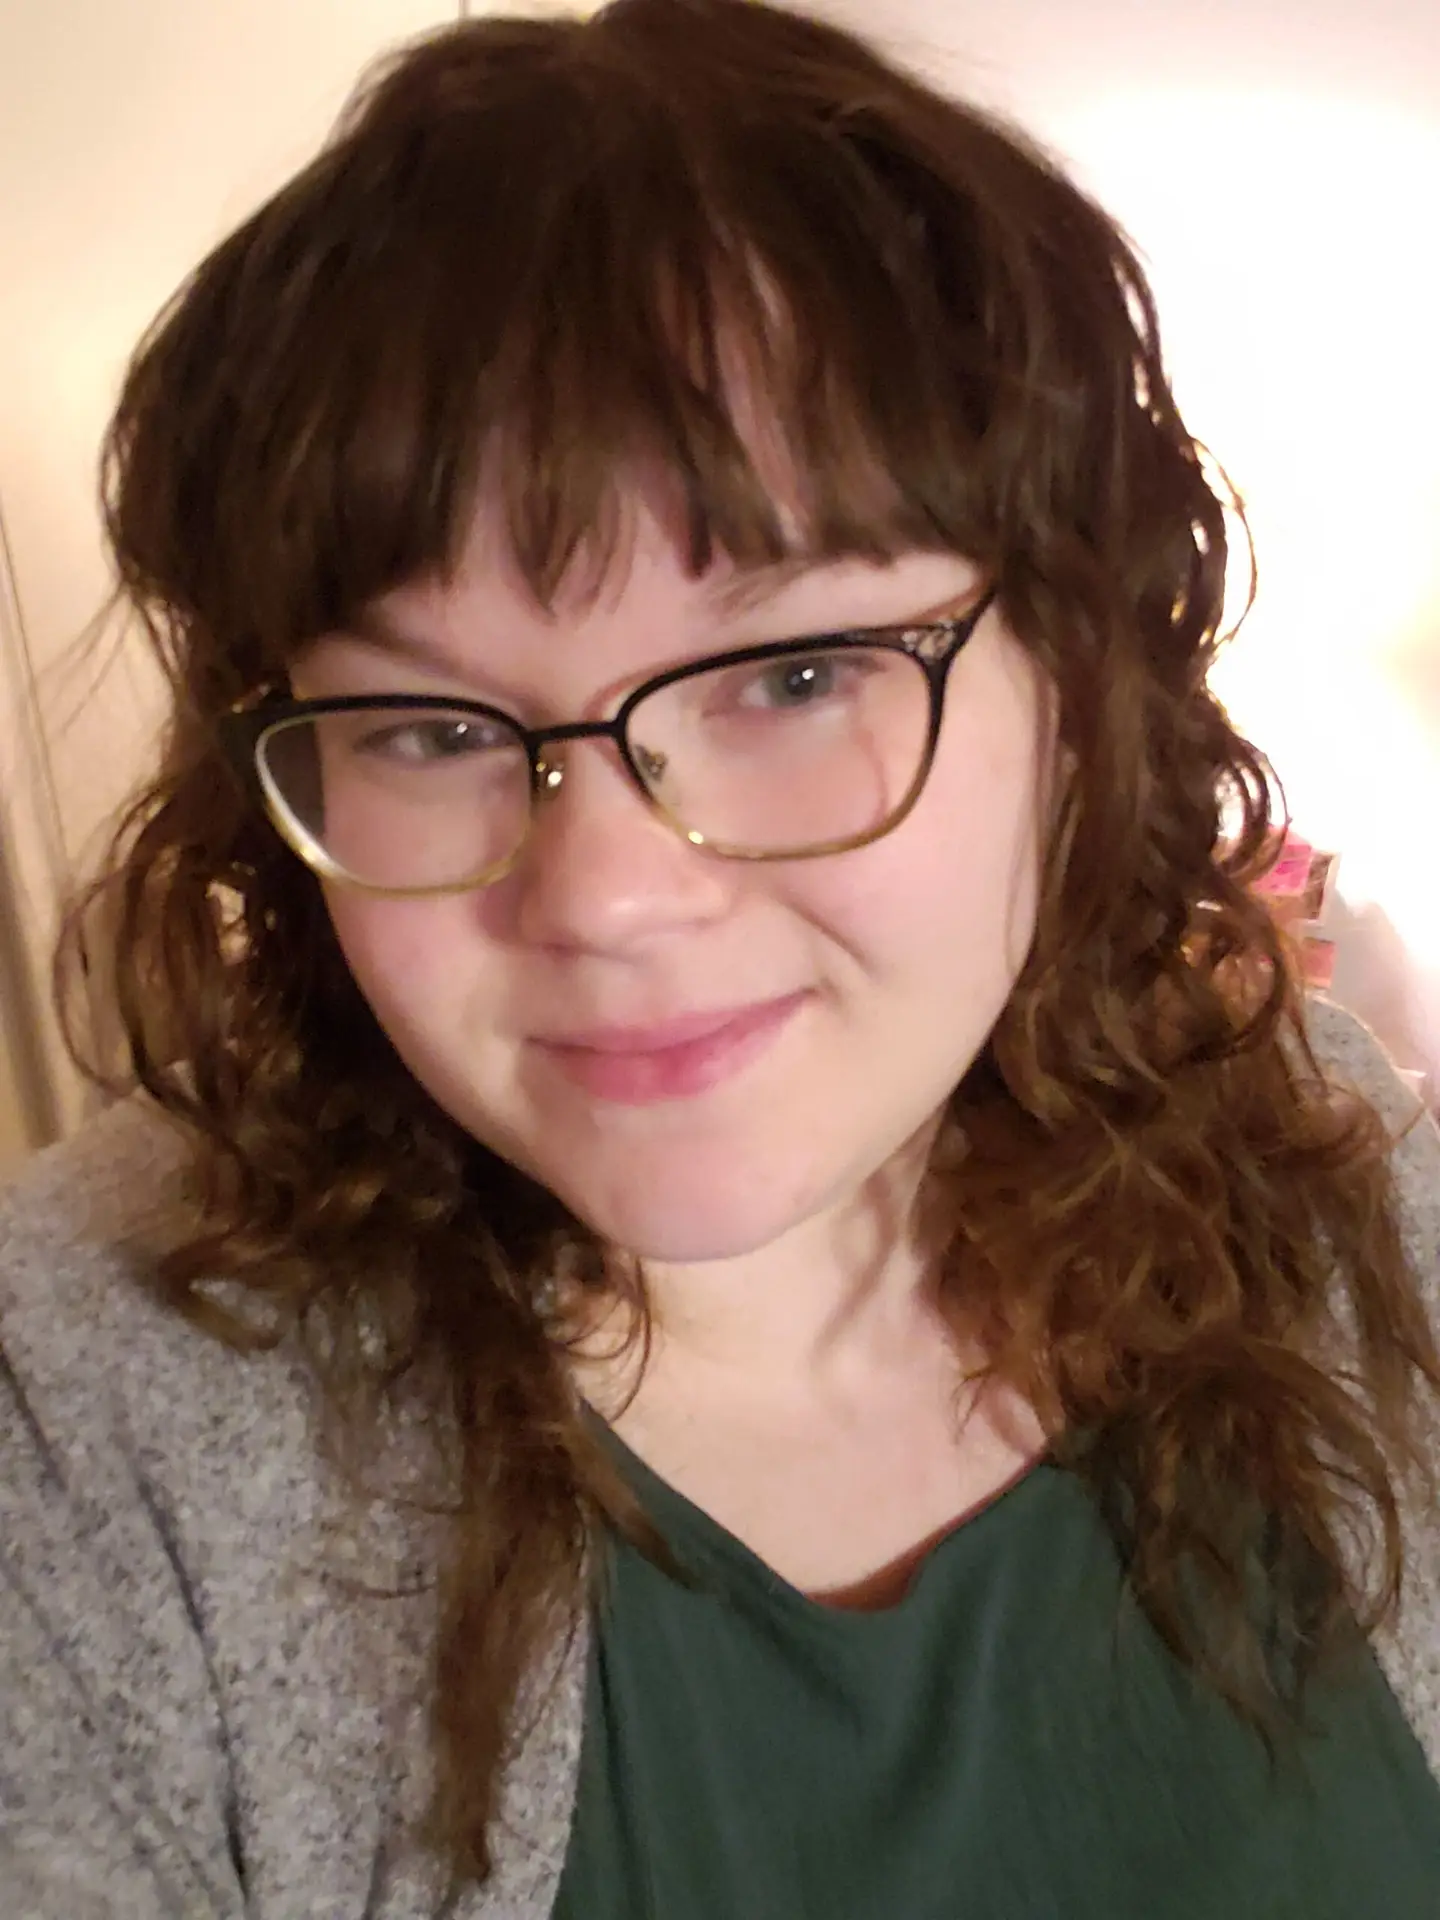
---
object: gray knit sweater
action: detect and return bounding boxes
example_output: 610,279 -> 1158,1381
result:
2,994 -> 1438,1919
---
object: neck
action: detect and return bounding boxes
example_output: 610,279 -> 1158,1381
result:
572,1139 -> 958,1409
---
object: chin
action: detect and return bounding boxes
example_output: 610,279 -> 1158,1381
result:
428,1063 -> 872,1266
540,1160 -> 823,1266
562,1196 -> 794,1266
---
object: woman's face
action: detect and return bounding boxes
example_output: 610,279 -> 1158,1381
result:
295,500 -> 1056,1263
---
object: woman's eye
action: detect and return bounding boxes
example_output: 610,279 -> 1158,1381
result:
739,652 -> 864,710
353,717 -> 496,762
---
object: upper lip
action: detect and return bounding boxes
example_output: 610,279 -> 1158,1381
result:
534,994 -> 804,1054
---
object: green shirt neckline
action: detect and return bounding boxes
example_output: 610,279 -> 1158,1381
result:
557,1414 -> 1440,1920
590,1409 -> 1057,1630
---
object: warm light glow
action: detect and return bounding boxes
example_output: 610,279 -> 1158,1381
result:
1051,88 -> 1440,1059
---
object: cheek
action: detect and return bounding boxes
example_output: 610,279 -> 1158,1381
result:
323,888 -> 488,1047
807,825 -> 1039,1011
798,663 -> 1049,994
935,646 -> 1053,972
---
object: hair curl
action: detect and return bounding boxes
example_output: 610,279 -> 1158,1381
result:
58,0 -> 1439,1885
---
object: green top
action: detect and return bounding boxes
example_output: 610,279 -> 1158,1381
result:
553,1430 -> 1440,1919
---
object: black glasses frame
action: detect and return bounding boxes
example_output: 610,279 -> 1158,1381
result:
220,585 -> 997,893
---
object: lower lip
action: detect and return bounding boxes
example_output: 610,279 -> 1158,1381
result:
535,993 -> 808,1105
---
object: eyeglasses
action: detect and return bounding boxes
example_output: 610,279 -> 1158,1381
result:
221,586 -> 997,895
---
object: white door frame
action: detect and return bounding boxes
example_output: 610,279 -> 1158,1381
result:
0,487 -> 88,1147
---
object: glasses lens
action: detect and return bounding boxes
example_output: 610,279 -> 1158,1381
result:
626,645 -> 932,854
256,705 -> 530,890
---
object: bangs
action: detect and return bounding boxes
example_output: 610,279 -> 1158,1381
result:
110,10 -> 1005,678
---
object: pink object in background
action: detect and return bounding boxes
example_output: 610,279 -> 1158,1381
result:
1244,828 -> 1344,994
1300,937 -> 1336,989
1255,831 -> 1315,900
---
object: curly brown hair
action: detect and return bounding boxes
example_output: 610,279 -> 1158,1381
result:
57,0 -> 1440,1887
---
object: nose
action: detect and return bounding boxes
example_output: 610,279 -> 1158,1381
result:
504,735 -> 734,953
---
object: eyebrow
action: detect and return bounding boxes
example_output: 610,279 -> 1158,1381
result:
330,559 -> 825,681
335,563 -> 981,682
340,608 -> 474,682
705,555 -> 823,614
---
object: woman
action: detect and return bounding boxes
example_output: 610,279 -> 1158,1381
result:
2,1 -> 1438,1913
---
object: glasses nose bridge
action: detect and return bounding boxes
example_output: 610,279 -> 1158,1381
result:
527,712 -> 635,800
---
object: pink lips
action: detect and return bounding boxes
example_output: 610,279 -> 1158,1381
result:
533,992 -> 808,1105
